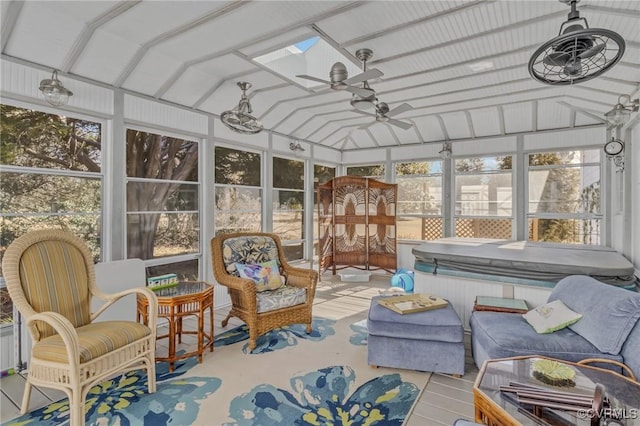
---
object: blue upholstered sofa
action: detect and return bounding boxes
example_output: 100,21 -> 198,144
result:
470,275 -> 640,378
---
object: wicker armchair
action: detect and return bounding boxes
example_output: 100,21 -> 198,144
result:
2,229 -> 157,426
211,232 -> 318,351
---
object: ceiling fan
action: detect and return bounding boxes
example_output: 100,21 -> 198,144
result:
528,0 -> 625,85
296,48 -> 383,99
354,101 -> 413,130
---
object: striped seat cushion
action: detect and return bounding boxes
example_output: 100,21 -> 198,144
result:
32,321 -> 151,364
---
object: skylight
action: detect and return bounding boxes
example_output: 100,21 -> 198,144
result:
253,36 -> 362,90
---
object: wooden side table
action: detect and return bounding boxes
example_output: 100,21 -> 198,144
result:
137,281 -> 214,372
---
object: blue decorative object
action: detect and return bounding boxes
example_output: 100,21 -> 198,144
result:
390,268 -> 414,293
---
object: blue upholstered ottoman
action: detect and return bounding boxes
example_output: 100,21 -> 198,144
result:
367,295 -> 465,375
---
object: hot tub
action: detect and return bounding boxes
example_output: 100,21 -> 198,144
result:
412,238 -> 637,288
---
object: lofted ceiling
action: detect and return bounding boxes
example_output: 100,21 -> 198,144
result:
1,0 -> 639,151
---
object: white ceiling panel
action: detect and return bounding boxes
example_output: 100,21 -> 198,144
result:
4,2 -> 87,70
317,1 -> 464,45
503,102 -> 534,134
153,2 -> 345,62
71,28 -> 140,84
470,107 -> 502,138
537,100 -> 571,131
349,131 -> 378,149
163,66 -> 226,106
440,111 -> 472,140
4,0 -> 629,151
100,2 -> 232,45
121,51 -> 185,96
195,54 -> 257,78
412,116 -> 447,143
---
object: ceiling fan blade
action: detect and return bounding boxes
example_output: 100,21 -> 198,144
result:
343,68 -> 383,85
386,103 -> 413,118
578,43 -> 605,59
386,118 -> 412,130
345,85 -> 376,98
543,52 -> 570,67
351,109 -> 377,118
296,75 -> 330,84
358,121 -> 375,130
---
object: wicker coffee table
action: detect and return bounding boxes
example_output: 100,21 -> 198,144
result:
473,355 -> 640,425
137,281 -> 214,371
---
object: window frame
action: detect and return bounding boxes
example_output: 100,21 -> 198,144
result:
393,159 -> 444,241
124,124 -> 202,279
525,147 -> 602,245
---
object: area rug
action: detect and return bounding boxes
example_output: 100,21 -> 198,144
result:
3,312 -> 429,426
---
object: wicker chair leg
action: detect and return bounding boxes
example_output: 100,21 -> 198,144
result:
221,311 -> 233,327
71,390 -> 85,426
306,323 -> 312,334
20,381 -> 32,414
146,358 -> 157,393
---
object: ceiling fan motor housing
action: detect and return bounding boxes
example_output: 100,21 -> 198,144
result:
330,62 -> 348,89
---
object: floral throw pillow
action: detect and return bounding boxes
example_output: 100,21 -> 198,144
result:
522,300 -> 582,334
235,261 -> 284,292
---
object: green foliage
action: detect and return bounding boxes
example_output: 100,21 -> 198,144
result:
215,146 -> 261,186
346,164 -> 384,177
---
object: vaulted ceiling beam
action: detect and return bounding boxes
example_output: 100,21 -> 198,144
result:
63,1 -> 143,73
340,0 -> 493,48
1,1 -> 24,53
369,10 -> 567,66
154,1 -> 365,98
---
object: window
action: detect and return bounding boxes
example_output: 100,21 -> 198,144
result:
313,164 -> 336,256
214,146 -> 262,235
395,161 -> 443,240
126,128 -> 199,280
527,149 -> 601,244
346,164 -> 384,178
273,156 -> 305,260
454,156 -> 513,239
0,104 -> 103,324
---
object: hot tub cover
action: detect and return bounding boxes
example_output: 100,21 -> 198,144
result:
412,238 -> 637,287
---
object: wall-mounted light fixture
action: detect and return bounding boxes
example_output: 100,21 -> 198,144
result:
39,70 -> 73,106
289,141 -> 305,153
605,94 -> 639,127
439,142 -> 452,160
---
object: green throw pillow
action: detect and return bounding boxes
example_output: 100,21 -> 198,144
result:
522,300 -> 582,334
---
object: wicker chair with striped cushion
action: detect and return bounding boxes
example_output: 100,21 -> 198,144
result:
211,232 -> 318,351
2,229 -> 158,426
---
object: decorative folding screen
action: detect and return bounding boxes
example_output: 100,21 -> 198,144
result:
317,177 -> 397,274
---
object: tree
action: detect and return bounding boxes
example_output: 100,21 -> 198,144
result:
1,105 -> 102,258
1,105 -> 200,261
126,129 -> 198,259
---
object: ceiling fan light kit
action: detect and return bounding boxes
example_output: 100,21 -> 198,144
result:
220,82 -> 263,134
528,0 -> 625,85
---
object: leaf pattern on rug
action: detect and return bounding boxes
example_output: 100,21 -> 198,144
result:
2,353 -> 221,426
225,365 -> 419,426
349,319 -> 368,346
214,317 -> 336,354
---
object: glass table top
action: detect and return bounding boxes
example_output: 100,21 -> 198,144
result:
151,281 -> 212,298
476,357 -> 640,425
